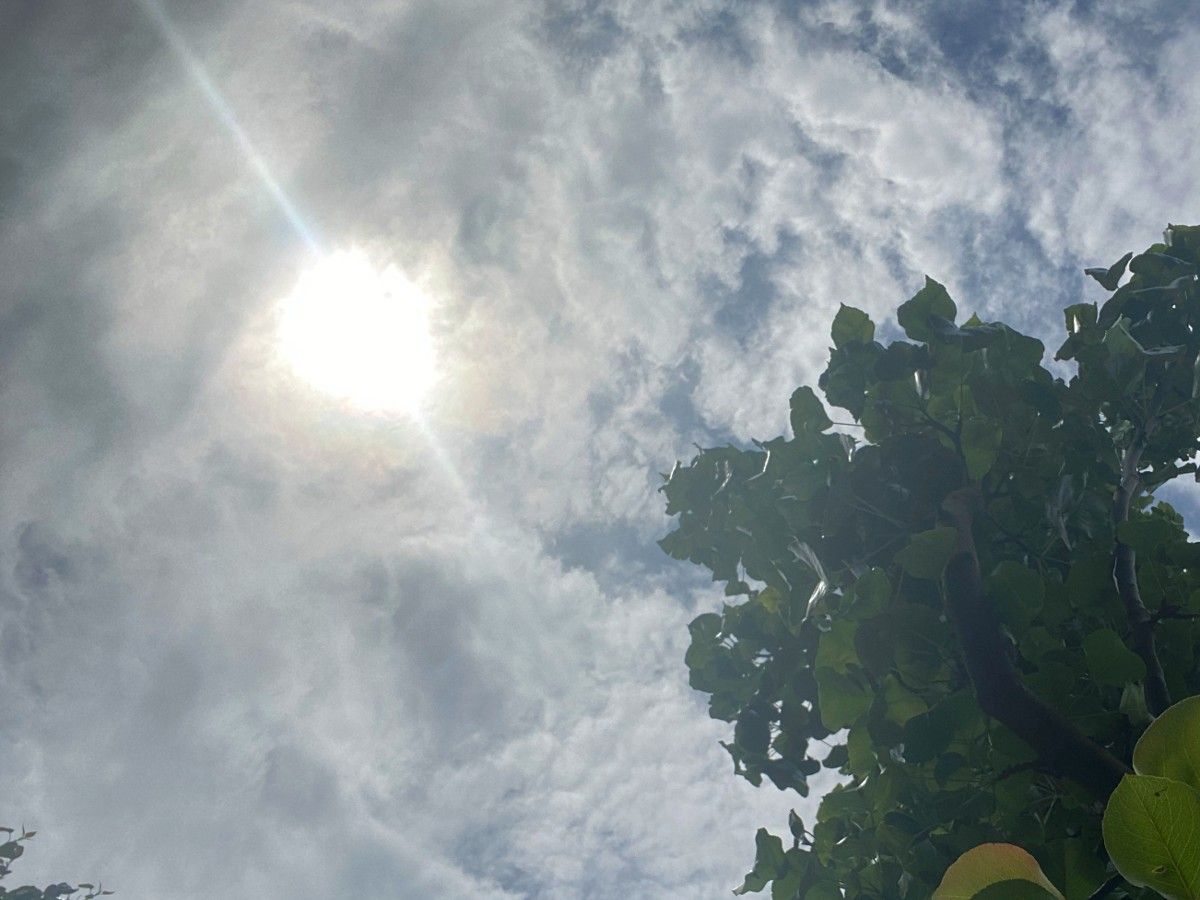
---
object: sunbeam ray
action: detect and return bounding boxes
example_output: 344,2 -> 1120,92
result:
136,0 -> 322,254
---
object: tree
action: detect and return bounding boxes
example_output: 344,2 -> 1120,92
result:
659,225 -> 1200,897
0,827 -> 111,899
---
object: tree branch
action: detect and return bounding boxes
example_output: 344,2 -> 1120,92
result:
1112,447 -> 1171,717
941,489 -> 1131,801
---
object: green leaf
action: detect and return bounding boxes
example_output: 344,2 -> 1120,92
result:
903,693 -> 985,764
734,828 -> 787,895
849,568 -> 890,617
0,840 -> 23,859
1101,317 -> 1147,390
789,386 -> 832,440
898,276 -> 957,342
933,843 -> 1065,899
803,884 -> 843,900
1102,318 -> 1144,359
831,304 -> 875,348
819,341 -> 883,418
735,707 -> 772,755
1133,695 -> 1200,789
821,744 -> 849,769
1117,516 -> 1178,555
1168,224 -> 1200,256
961,416 -> 1003,480
846,722 -> 875,774
1060,836 -> 1110,900
882,674 -> 927,725
894,527 -> 959,580
687,612 -> 722,643
1084,251 -> 1133,291
926,316 -> 1014,351
873,340 -> 932,380
815,620 -> 859,674
1129,250 -> 1195,280
771,862 -> 807,900
815,668 -> 873,730
1102,774 -> 1200,899
1082,628 -> 1146,685
987,561 -> 1045,629
1063,302 -> 1098,333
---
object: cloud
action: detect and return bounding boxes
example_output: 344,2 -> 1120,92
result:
4,1 -> 1200,898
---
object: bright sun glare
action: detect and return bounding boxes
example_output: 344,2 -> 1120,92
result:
277,249 -> 436,415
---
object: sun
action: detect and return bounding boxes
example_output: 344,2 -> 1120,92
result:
276,249 -> 436,415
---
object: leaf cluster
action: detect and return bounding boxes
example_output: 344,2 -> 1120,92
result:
0,828 -> 111,900
943,696 -> 1200,899
659,226 -> 1200,898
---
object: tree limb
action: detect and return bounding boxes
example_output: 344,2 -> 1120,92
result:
1112,447 -> 1171,717
941,489 -> 1131,801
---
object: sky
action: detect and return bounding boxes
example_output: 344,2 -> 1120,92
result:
4,1 -> 1200,897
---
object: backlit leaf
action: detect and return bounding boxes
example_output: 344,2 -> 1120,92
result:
1102,774 -> 1200,899
815,668 -> 873,730
933,843 -> 1064,899
1133,695 -> 1200,789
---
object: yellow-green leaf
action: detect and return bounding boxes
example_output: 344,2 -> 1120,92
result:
882,674 -> 927,726
815,668 -> 873,730
815,620 -> 858,674
933,843 -> 1064,900
1133,696 -> 1200,789
1102,774 -> 1200,899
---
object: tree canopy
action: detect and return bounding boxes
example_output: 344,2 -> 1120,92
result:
660,226 -> 1200,898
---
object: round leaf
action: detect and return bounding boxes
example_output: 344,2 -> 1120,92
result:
1102,774 -> 1200,899
815,668 -> 873,730
895,527 -> 959,580
933,843 -> 1064,899
815,620 -> 859,674
1134,695 -> 1200,789
831,304 -> 875,348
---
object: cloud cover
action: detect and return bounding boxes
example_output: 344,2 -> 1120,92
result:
4,0 -> 1200,896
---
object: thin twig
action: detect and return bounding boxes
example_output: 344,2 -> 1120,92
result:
1086,874 -> 1124,900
